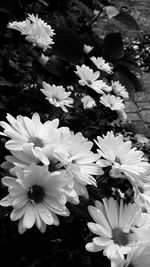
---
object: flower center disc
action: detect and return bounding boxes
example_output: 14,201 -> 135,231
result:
112,228 -> 129,246
29,136 -> 44,148
28,185 -> 45,203
86,79 -> 92,85
52,95 -> 60,102
115,156 -> 122,165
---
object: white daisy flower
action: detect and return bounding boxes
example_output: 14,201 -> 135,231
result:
75,64 -> 112,94
134,134 -> 149,145
100,93 -> 125,111
81,95 -> 96,109
0,164 -> 74,233
111,81 -> 129,100
8,14 -> 55,51
40,82 -> 73,112
83,44 -> 93,54
95,131 -> 150,186
1,149 -> 80,205
90,56 -> 113,74
0,113 -> 67,165
39,53 -> 49,65
65,132 -> 103,198
116,109 -> 127,122
86,198 -> 150,264
125,242 -> 150,267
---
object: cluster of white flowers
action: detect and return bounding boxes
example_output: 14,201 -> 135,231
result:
100,80 -> 129,121
0,113 -> 149,240
3,13 -> 150,266
75,57 -> 128,121
8,14 -> 55,51
84,131 -> 150,267
75,64 -> 112,95
0,113 -> 102,233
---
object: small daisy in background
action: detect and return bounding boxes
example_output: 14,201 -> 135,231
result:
116,108 -> 128,122
75,64 -> 112,94
86,197 -> 150,265
90,56 -> 113,74
95,131 -> 150,186
0,164 -> 74,233
8,14 -> 55,51
111,81 -> 129,99
83,44 -> 93,54
134,134 -> 149,145
38,53 -> 49,65
81,95 -> 96,109
40,82 -> 73,112
100,93 -> 125,111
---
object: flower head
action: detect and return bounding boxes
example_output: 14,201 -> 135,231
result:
0,112 -> 69,165
75,64 -> 112,94
111,81 -> 129,99
8,14 -> 55,50
117,109 -> 127,122
95,131 -> 150,186
100,94 -> 125,111
86,198 -> 150,264
90,56 -> 113,74
39,53 -> 49,65
0,164 -> 73,233
83,44 -> 93,54
41,82 -> 73,112
81,95 -> 96,109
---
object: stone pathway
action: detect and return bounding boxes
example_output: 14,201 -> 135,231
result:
125,74 -> 150,136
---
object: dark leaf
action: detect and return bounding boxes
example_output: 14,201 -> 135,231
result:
44,55 -> 65,76
110,12 -> 139,32
115,57 -> 142,74
53,26 -> 84,64
79,0 -> 94,10
104,32 -> 124,61
0,0 -> 20,18
78,1 -> 94,19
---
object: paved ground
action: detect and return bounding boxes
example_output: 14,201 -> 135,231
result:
125,73 -> 150,136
